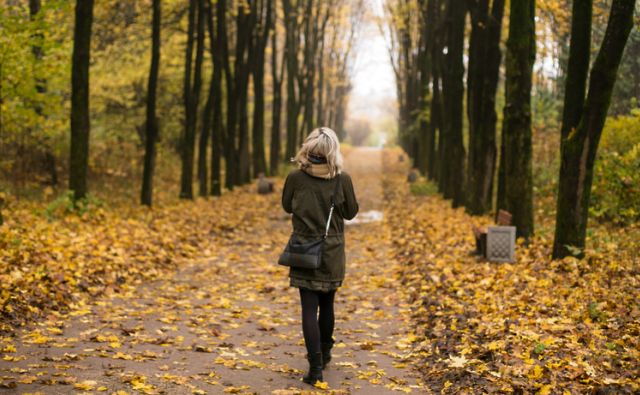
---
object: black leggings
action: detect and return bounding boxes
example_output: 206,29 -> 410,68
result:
299,288 -> 336,355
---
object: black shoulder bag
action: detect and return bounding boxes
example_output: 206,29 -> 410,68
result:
278,175 -> 341,269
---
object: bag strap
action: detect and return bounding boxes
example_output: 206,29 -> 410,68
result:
324,175 -> 341,239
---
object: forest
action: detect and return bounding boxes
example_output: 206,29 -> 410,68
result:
0,0 -> 639,393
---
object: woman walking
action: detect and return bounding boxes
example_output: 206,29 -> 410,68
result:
281,127 -> 359,385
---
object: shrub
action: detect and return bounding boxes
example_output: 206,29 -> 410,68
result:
591,144 -> 640,224
410,179 -> 439,196
590,109 -> 640,224
44,191 -> 105,221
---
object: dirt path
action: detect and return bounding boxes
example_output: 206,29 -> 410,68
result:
1,148 -> 426,394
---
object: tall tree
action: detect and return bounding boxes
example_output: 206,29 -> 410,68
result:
235,3 -> 256,184
198,0 -> 215,197
439,0 -> 466,207
69,0 -> 95,202
299,0 -> 332,137
141,0 -> 162,206
385,0 -> 420,161
179,0 -> 200,199
209,0 -> 223,196
283,0 -> 301,160
552,0 -> 636,258
497,0 -> 536,238
415,0 -> 434,175
428,0 -> 444,182
269,15 -> 286,175
251,0 -> 273,178
465,0 -> 505,215
218,0 -> 237,190
29,0 -> 46,108
29,0 -> 58,186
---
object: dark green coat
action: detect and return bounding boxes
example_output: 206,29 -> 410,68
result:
281,169 -> 359,283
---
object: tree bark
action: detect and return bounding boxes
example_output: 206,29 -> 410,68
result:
197,0 -> 215,197
69,0 -> 95,202
179,0 -> 204,199
415,0 -> 430,174
141,0 -> 161,206
465,0 -> 505,215
283,0 -> 300,161
428,0 -> 443,182
236,4 -> 255,184
209,0 -> 223,196
497,0 -> 535,239
552,0 -> 635,258
440,0 -> 466,207
30,0 -> 58,186
559,0 -> 592,140
270,20 -> 285,175
29,0 -> 46,102
218,0 -> 237,190
252,0 -> 273,178
197,82 -> 213,197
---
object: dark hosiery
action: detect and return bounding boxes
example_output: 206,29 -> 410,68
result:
318,289 -> 335,343
299,288 -> 336,355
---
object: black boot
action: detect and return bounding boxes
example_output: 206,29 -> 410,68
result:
321,340 -> 334,369
302,352 -> 323,385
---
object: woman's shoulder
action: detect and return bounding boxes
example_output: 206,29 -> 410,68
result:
338,171 -> 352,181
287,168 -> 305,179
285,168 -> 306,185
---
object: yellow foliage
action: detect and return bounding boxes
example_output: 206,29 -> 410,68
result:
383,149 -> 640,393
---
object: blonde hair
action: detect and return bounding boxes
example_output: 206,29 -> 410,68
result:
292,127 -> 344,178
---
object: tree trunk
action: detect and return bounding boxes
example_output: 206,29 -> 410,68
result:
316,37 -> 326,127
301,0 -> 315,136
236,4 -> 255,184
440,0 -> 466,207
465,0 -> 505,215
209,0 -> 223,196
198,86 -> 213,197
29,0 -> 46,101
497,0 -> 535,239
197,1 -> 218,197
30,0 -> 58,186
559,0 -> 592,140
218,0 -> 237,190
69,0 -> 95,202
141,0 -> 161,206
179,0 -> 202,199
252,0 -> 272,178
198,67 -> 213,195
428,0 -> 443,182
270,23 -> 285,175
416,0 -> 435,175
552,0 -> 635,258
283,0 -> 300,161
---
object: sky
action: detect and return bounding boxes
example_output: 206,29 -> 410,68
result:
347,0 -> 397,128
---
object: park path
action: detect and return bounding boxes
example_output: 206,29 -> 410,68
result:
1,148 -> 426,394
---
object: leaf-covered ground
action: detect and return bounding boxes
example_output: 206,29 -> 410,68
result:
1,147 -> 638,394
0,148 -> 426,394
383,151 -> 640,393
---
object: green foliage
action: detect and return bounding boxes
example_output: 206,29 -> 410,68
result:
598,108 -> 640,155
409,179 -> 438,196
44,191 -> 104,221
588,301 -> 604,322
590,109 -> 640,224
0,1 -> 189,190
532,342 -> 546,355
0,1 -> 72,149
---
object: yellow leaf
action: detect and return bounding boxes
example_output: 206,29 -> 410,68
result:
74,380 -> 97,391
314,381 -> 330,389
537,385 -> 552,395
